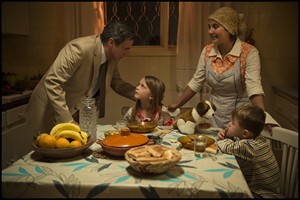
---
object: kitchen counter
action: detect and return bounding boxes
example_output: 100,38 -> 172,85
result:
1,90 -> 32,111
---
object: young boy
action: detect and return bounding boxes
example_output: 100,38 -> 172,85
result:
217,105 -> 281,198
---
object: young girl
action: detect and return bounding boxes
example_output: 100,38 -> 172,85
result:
124,76 -> 173,126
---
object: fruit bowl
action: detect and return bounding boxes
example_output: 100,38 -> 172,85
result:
32,136 -> 94,159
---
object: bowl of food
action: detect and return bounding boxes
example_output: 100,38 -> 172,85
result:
32,136 -> 94,159
125,145 -> 182,174
177,134 -> 218,154
97,127 -> 149,157
127,122 -> 157,133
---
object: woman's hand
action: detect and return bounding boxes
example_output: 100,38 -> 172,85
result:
167,104 -> 178,112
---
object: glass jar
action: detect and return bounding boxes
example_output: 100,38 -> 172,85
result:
79,97 -> 97,141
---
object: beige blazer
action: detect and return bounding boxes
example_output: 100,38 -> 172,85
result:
25,35 -> 135,136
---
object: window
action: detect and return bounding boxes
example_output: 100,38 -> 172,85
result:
104,2 -> 178,54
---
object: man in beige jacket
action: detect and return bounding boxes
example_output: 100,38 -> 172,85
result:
25,21 -> 136,136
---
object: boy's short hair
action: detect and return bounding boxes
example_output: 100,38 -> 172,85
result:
232,105 -> 266,137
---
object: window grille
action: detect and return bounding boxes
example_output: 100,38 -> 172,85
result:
105,2 -> 178,46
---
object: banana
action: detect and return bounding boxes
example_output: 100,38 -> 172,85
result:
50,123 -> 81,137
80,131 -> 89,139
56,130 -> 88,144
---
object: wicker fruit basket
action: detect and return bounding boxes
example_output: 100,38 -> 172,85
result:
125,145 -> 182,174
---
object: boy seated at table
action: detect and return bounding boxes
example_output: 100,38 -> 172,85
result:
216,105 -> 282,198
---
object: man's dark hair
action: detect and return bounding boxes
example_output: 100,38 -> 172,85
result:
100,20 -> 135,46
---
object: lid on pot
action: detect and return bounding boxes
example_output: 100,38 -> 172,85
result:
101,128 -> 148,147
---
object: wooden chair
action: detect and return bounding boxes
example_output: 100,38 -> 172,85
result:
261,127 -> 298,198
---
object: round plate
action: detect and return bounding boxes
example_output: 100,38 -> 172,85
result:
32,136 -> 94,159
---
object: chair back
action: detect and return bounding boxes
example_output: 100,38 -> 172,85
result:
261,127 -> 298,198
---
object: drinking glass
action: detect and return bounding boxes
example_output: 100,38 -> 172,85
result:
194,135 -> 207,158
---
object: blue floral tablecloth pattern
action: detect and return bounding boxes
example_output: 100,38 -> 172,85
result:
2,125 -> 253,198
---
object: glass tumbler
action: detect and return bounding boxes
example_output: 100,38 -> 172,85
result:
194,135 -> 207,158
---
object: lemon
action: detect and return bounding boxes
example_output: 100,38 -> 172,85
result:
56,138 -> 70,149
37,134 -> 56,149
69,140 -> 82,148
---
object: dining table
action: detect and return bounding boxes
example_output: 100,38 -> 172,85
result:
2,125 -> 253,198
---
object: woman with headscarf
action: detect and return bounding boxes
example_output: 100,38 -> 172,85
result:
168,7 -> 277,131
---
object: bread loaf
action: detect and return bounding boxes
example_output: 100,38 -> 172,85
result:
146,145 -> 165,157
126,145 -> 174,161
127,147 -> 151,159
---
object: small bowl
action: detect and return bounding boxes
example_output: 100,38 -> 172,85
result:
127,122 -> 157,133
32,136 -> 93,159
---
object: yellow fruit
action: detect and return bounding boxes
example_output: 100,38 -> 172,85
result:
37,134 -> 56,149
56,138 -> 70,149
178,136 -> 194,150
37,133 -> 49,143
178,136 -> 192,144
69,140 -> 82,148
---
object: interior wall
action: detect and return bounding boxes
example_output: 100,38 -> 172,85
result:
246,2 -> 298,116
2,2 -> 76,78
2,2 -> 298,125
